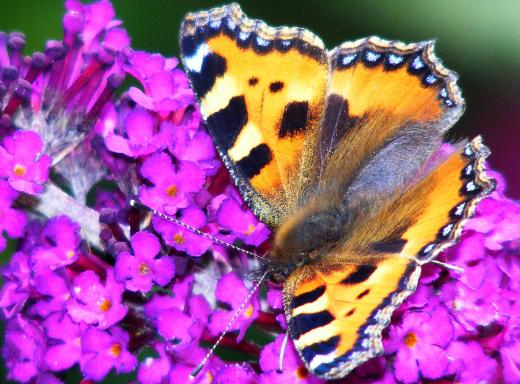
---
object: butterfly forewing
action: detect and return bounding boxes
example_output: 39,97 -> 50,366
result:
180,4 -> 328,228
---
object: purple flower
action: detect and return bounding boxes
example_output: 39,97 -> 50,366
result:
43,312 -> 84,371
213,364 -> 259,383
0,180 -> 26,251
384,308 -> 454,383
104,107 -> 173,157
0,251 -> 31,318
139,152 -> 205,214
144,277 -> 211,345
267,287 -> 283,310
0,130 -> 51,194
446,341 -> 498,383
153,205 -> 212,257
208,272 -> 260,342
260,334 -> 324,384
216,197 -> 270,246
497,301 -> 520,383
80,326 -> 137,381
64,0 -> 123,48
126,51 -> 194,117
125,51 -> 178,81
168,344 -> 223,384
439,257 -> 506,333
137,343 -> 171,384
31,268 -> 71,317
169,111 -> 219,175
2,314 -> 47,383
115,231 -> 174,292
31,215 -> 81,272
66,269 -> 127,329
465,194 -> 520,251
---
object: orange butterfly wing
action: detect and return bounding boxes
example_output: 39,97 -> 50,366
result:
319,38 -> 464,194
180,4 -> 328,228
284,137 -> 495,379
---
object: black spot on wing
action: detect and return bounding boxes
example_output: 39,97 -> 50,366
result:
248,77 -> 258,86
341,265 -> 376,285
206,96 -> 247,151
290,310 -> 334,339
356,288 -> 370,300
370,238 -> 407,254
292,286 -> 326,309
300,336 -> 340,364
269,81 -> 284,93
321,94 -> 359,156
188,53 -> 227,98
279,101 -> 309,138
236,144 -> 272,179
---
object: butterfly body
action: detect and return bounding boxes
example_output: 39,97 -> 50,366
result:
180,4 -> 495,379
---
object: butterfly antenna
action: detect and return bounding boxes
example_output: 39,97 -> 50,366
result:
189,268 -> 270,379
406,254 -> 464,274
129,199 -> 267,261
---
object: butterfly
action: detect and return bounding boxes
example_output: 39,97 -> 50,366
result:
179,3 -> 496,380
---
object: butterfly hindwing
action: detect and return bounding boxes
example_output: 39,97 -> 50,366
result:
285,259 -> 420,379
283,137 -> 495,379
180,4 -> 328,228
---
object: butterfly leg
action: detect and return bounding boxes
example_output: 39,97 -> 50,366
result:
402,254 -> 464,273
278,331 -> 290,373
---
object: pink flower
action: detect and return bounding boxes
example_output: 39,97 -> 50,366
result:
66,269 -> 127,329
384,308 -> 454,383
80,326 -> 137,381
208,272 -> 260,342
139,152 -> 205,214
115,231 -> 174,292
0,130 -> 51,194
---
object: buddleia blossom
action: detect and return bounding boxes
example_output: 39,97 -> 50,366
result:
0,1 -> 519,384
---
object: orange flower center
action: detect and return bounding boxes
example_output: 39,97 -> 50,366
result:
98,297 -> 112,312
244,304 -> 254,319
404,331 -> 418,348
139,262 -> 150,275
295,366 -> 308,379
13,164 -> 26,177
109,343 -> 121,358
245,224 -> 255,235
165,185 -> 178,197
66,250 -> 75,259
173,233 -> 185,245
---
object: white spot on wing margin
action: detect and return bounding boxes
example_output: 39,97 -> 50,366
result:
184,43 -> 211,73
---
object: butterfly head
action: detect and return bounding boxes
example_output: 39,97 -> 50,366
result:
257,205 -> 349,284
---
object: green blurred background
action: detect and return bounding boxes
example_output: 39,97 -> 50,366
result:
0,0 -> 518,196
0,1 -> 519,382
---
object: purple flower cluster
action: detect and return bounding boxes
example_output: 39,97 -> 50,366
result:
0,1 -> 518,383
